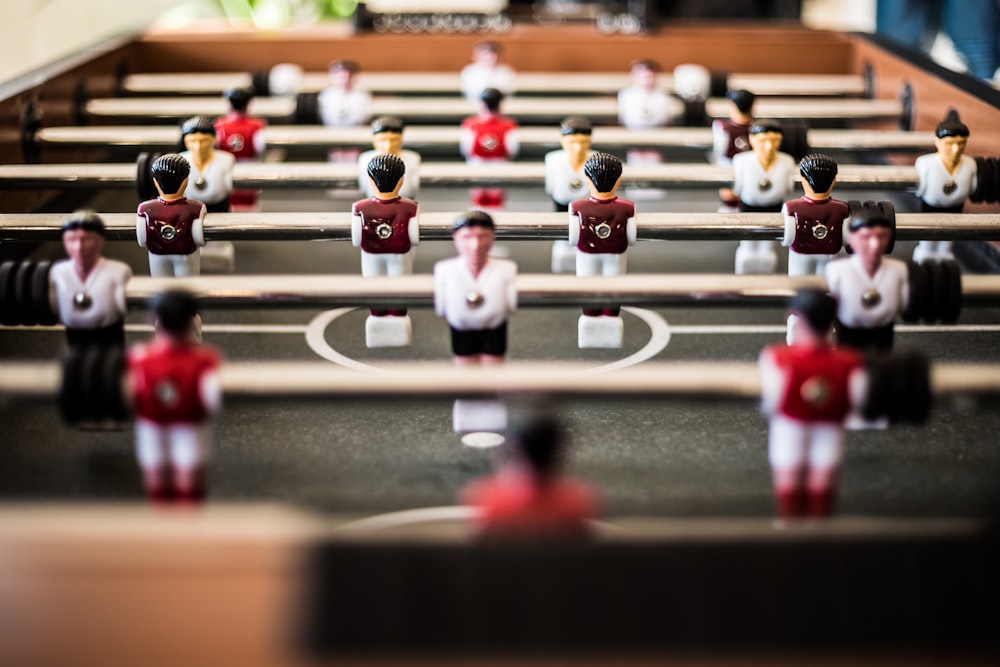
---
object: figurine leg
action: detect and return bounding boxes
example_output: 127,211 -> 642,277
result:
735,240 -> 777,274
806,425 -> 843,518
173,252 -> 202,277
768,416 -> 809,518
912,239 -> 953,264
135,419 -> 173,502
169,424 -> 211,503
148,253 -> 176,277
551,240 -> 577,273
452,398 -> 508,433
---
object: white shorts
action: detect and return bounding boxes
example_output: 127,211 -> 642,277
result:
576,251 -> 626,277
360,250 -> 413,277
768,415 -> 843,471
135,419 -> 211,470
148,251 -> 201,277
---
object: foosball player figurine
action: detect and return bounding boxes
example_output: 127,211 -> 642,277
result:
461,413 -> 598,541
545,116 -> 595,273
781,153 -> 850,277
318,60 -> 372,164
357,116 -> 422,200
214,86 -> 266,212
460,40 -> 516,103
824,209 -> 908,354
759,288 -> 866,519
617,59 -> 682,196
460,87 -> 519,209
180,116 -> 235,273
726,120 -> 797,274
569,152 -> 636,349
50,210 -> 132,348
136,153 -> 208,277
351,153 -> 420,348
711,88 -> 756,167
434,211 -> 517,433
127,289 -> 221,504
912,110 -> 977,264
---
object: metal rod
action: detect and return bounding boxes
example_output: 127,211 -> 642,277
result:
121,71 -> 869,96
2,360 -> 999,401
115,273 -> 997,309
82,95 -> 904,123
2,212 -> 998,243
0,162 -> 923,190
32,125 -> 935,154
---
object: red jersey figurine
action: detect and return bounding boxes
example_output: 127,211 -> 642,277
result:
462,414 -> 597,541
128,290 -> 221,504
759,289 -> 866,519
214,86 -> 266,211
460,87 -> 519,209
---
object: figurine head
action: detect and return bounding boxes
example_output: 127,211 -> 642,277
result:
788,288 -> 837,341
370,115 -> 405,155
509,413 -> 564,481
150,153 -> 191,196
224,86 -> 254,113
798,153 -> 838,197
472,40 -> 501,66
584,152 -> 623,197
629,59 -> 659,90
846,209 -> 893,268
559,115 -> 592,161
933,110 -> 969,170
151,289 -> 200,342
328,59 -> 359,88
366,152 -> 405,195
452,210 -> 495,269
749,120 -> 784,160
479,87 -> 504,113
727,89 -> 756,116
61,210 -> 107,269
180,116 -> 217,159
673,63 -> 711,101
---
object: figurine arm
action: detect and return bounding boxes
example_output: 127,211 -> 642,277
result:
408,209 -> 420,246
192,204 -> 208,247
710,120 -> 727,164
543,152 -> 556,195
758,347 -> 783,416
505,129 -> 519,159
136,212 -> 147,248
200,368 -> 223,417
351,209 -> 363,248
116,266 -> 132,319
433,264 -> 446,318
252,127 -> 266,157
567,209 -> 579,246
781,202 -> 795,247
222,154 -> 234,195
506,264 -> 518,314
459,127 -> 474,160
626,214 -> 637,246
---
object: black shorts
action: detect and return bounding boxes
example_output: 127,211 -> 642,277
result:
451,322 -> 508,357
835,320 -> 894,354
66,320 -> 126,349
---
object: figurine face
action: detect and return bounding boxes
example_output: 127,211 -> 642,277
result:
372,131 -> 403,155
749,131 -> 782,161
183,131 -> 215,161
631,65 -> 656,91
560,133 -> 591,164
935,135 -> 967,171
62,228 -> 104,268
453,225 -> 494,270
330,67 -> 354,89
473,46 -> 498,66
848,226 -> 891,267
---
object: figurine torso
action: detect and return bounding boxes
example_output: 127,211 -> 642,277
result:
180,149 -> 235,209
825,254 -> 909,328
732,150 -> 797,209
570,196 -> 636,254
767,344 -> 862,423
49,257 -> 132,329
214,112 -> 266,161
544,149 -> 593,205
915,152 -> 977,209
784,197 -> 850,254
461,115 -> 517,160
351,196 -> 419,254
128,340 -> 220,424
433,256 -> 517,331
138,197 -> 206,255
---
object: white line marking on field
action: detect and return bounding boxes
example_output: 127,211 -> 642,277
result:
304,308 -> 387,372
575,307 -> 672,374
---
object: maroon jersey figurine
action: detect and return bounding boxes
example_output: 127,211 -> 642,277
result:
136,153 -> 207,277
781,153 -> 850,277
